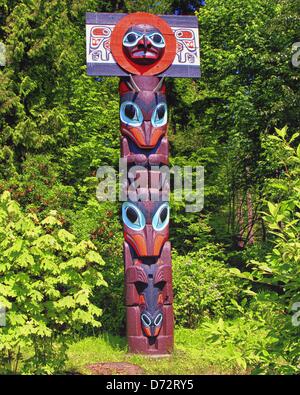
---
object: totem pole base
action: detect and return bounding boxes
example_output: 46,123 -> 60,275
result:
127,336 -> 173,356
126,305 -> 174,355
126,353 -> 172,359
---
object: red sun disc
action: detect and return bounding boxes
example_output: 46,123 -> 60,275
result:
110,12 -> 176,76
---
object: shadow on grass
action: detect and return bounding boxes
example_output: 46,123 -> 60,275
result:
101,332 -> 127,351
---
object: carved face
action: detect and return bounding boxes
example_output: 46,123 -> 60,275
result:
122,201 -> 169,257
137,264 -> 164,338
120,90 -> 168,148
122,24 -> 166,65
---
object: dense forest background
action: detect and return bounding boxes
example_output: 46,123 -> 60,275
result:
0,0 -> 300,374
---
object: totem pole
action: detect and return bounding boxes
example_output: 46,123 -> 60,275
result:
86,12 -> 200,354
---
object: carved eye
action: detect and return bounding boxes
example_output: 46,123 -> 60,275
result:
122,202 -> 145,231
160,207 -> 168,223
147,33 -> 165,48
120,101 -> 143,127
127,207 -> 138,223
154,313 -> 163,327
151,103 -> 167,127
125,104 -> 136,119
152,203 -> 169,231
123,31 -> 142,47
141,313 -> 151,327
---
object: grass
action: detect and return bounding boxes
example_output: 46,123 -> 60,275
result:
66,326 -> 249,375
2,317 -> 274,374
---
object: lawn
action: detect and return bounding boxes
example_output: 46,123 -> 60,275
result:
66,327 -> 249,375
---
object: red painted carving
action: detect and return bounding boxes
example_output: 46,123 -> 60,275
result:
110,13 -> 177,76
86,11 -> 199,355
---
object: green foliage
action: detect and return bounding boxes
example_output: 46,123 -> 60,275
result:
170,198 -> 214,254
69,199 -> 125,334
124,0 -> 172,14
246,128 -> 300,301
173,244 -> 244,327
202,316 -> 277,372
231,128 -> 300,373
255,130 -> 300,372
1,0 -> 300,375
167,0 -> 300,247
197,292 -> 290,373
0,192 -> 106,374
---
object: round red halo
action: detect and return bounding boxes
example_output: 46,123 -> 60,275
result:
110,12 -> 176,76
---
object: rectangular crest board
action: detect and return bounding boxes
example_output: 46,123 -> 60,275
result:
86,13 -> 200,78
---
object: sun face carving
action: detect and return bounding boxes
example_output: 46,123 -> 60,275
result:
122,24 -> 166,65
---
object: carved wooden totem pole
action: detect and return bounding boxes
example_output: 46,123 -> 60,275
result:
86,12 -> 200,354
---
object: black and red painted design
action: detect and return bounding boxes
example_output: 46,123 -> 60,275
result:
119,72 -> 173,353
86,11 -> 200,354
119,76 -> 168,156
86,12 -> 200,78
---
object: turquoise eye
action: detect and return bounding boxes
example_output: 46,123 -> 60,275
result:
147,33 -> 165,48
122,202 -> 145,231
120,101 -> 143,127
141,313 -> 151,327
151,103 -> 167,127
154,313 -> 163,327
152,203 -> 169,231
123,32 -> 142,47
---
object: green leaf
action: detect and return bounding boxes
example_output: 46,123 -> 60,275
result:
57,229 -> 76,242
85,250 -> 105,265
267,202 -> 278,217
275,126 -> 287,139
41,216 -> 62,227
269,182 -> 288,191
297,144 -> 300,159
289,133 -> 299,144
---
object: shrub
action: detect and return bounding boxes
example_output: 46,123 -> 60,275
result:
252,129 -> 300,373
232,128 -> 300,373
202,315 -> 279,372
0,192 -> 107,374
69,199 -> 125,335
173,244 -> 243,327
